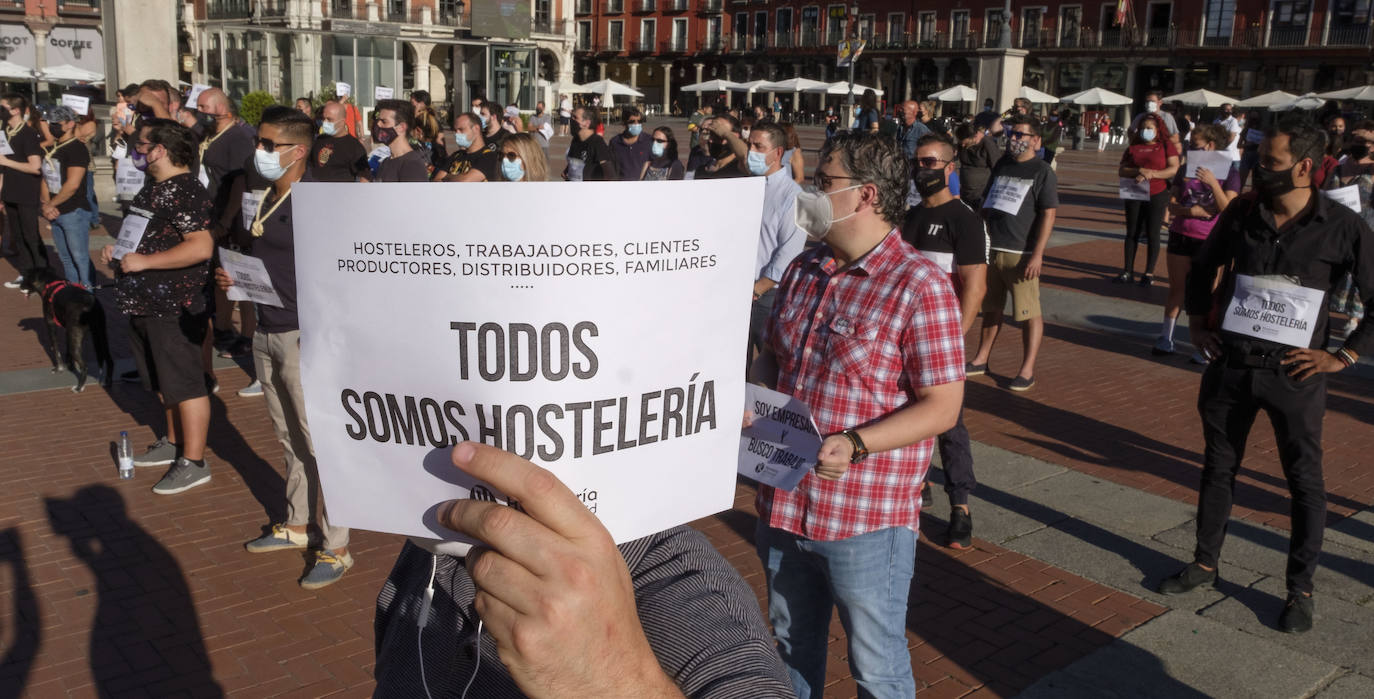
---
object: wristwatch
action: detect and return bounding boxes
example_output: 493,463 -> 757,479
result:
841,429 -> 869,464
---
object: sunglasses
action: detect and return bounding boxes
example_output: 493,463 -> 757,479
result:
1008,131 -> 1033,140
255,137 -> 303,151
914,157 -> 950,168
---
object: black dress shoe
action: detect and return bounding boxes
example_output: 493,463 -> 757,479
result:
1138,273 -> 1155,287
947,508 -> 973,550
1112,272 -> 1132,283
1158,562 -> 1217,594
1278,593 -> 1313,633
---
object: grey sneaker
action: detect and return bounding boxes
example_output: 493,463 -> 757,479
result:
245,523 -> 309,553
300,550 -> 354,590
237,379 -> 264,397
133,437 -> 178,467
152,457 -> 211,495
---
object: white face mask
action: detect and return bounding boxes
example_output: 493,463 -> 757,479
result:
1146,101 -> 1159,113
254,147 -> 298,182
320,120 -> 338,136
793,184 -> 863,241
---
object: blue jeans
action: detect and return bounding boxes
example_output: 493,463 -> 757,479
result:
756,524 -> 917,699
50,209 -> 94,287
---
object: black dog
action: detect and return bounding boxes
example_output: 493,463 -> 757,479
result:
23,268 -> 113,393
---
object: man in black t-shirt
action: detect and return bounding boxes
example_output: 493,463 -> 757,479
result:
563,107 -> 617,181
39,106 -> 95,287
196,88 -> 258,354
309,101 -> 368,183
902,134 -> 989,549
435,112 -> 501,182
100,119 -> 216,496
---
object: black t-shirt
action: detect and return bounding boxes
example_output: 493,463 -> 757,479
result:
566,134 -> 616,181
45,138 -> 91,215
201,122 -> 256,218
251,175 -> 312,333
376,149 -> 430,182
902,198 -> 990,293
484,127 -> 508,150
309,134 -> 368,183
114,172 -> 213,317
2,125 -> 43,205
981,155 -> 1058,253
439,142 -> 501,182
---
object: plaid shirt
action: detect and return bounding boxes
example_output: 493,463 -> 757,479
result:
758,230 -> 965,542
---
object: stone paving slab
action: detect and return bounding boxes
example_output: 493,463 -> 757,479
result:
1315,672 -> 1374,698
1198,576 -> 1374,677
1017,610 -> 1342,699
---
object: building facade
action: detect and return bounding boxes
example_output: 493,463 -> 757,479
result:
183,0 -> 577,110
0,0 -> 108,95
573,0 -> 1374,113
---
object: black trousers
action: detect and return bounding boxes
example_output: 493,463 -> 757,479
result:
747,288 -> 776,375
1122,190 -> 1169,276
1194,356 -> 1327,595
6,202 -> 45,275
936,408 -> 977,506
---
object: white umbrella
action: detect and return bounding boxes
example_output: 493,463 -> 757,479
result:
0,60 -> 34,81
728,79 -> 772,93
577,79 -> 644,98
808,81 -> 884,97
1316,85 -> 1374,102
1235,90 -> 1297,108
929,84 -> 977,102
758,77 -> 829,92
681,79 -> 740,93
1270,92 -> 1326,112
38,64 -> 103,83
1160,88 -> 1235,107
1059,87 -> 1133,105
1018,85 -> 1059,103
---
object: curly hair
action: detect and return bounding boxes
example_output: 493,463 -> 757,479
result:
816,132 -> 910,227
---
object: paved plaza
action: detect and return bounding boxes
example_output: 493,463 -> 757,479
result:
0,131 -> 1371,698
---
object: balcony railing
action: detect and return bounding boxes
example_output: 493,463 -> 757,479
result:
576,37 -> 593,50
698,0 -> 722,11
698,37 -> 724,52
1268,24 -> 1309,47
605,0 -> 624,14
575,0 -> 593,14
634,0 -> 655,13
599,39 -> 625,52
56,0 -> 100,13
1326,24 -> 1370,46
772,31 -> 794,48
664,38 -> 690,52
799,28 -> 820,47
664,0 -> 689,11
533,18 -> 567,34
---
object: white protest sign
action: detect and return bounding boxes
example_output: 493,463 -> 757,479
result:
374,85 -> 394,101
1118,177 -> 1150,201
983,176 -> 1032,215
1185,150 -> 1234,180
905,181 -> 922,208
111,211 -> 151,260
111,142 -> 127,160
60,93 -> 90,116
335,81 -> 352,98
219,247 -> 283,307
242,188 -> 266,222
1221,274 -> 1324,348
294,180 -> 762,550
42,159 -> 61,194
114,158 -> 145,199
1246,128 -> 1264,144
1323,185 -> 1362,214
197,163 -> 210,189
0,130 -> 13,156
739,385 -> 821,492
186,83 -> 212,110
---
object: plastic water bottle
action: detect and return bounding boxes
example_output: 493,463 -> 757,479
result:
117,431 -> 134,480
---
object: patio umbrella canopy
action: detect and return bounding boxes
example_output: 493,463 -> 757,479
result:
577,79 -> 644,98
1018,85 -> 1059,103
38,64 -> 103,84
1317,85 -> 1374,102
1059,87 -> 1133,105
0,60 -> 33,81
1235,90 -> 1297,108
930,84 -> 977,102
758,77 -> 830,92
727,80 -> 771,93
681,79 -> 740,93
1161,88 -> 1236,107
1269,93 -> 1326,112
808,81 -> 884,96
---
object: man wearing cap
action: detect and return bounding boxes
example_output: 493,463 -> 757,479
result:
609,107 -> 653,182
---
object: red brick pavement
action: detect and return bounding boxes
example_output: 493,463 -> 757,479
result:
0,354 -> 1164,697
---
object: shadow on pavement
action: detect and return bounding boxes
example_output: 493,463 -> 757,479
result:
0,528 -> 40,697
45,486 -> 225,697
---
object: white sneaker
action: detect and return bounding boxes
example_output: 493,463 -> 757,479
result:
3,276 -> 22,289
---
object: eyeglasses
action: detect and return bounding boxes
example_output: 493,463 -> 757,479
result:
812,172 -> 858,190
503,152 -> 520,161
255,137 -> 303,151
914,157 -> 950,168
1008,131 -> 1033,140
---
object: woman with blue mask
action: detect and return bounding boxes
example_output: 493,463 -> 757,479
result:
1116,113 -> 1179,286
638,127 -> 684,181
499,133 -> 549,182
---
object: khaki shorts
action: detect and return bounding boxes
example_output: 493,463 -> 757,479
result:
982,250 -> 1041,321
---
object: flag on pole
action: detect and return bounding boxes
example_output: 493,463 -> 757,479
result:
1115,0 -> 1132,25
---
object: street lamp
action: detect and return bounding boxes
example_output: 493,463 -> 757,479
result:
845,2 -> 859,125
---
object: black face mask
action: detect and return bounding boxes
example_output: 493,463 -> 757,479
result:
913,167 -> 947,198
1252,164 -> 1298,202
49,123 -> 65,139
197,111 -> 218,132
0,107 -> 10,122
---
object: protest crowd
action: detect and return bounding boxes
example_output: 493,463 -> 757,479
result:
2,73 -> 1372,698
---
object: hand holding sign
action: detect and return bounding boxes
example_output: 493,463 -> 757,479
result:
438,442 -> 681,699
739,385 -> 821,491
374,85 -> 394,101
60,93 -> 90,116
335,82 -> 352,98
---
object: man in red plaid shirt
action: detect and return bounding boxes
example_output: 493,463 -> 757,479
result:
751,132 -> 966,698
